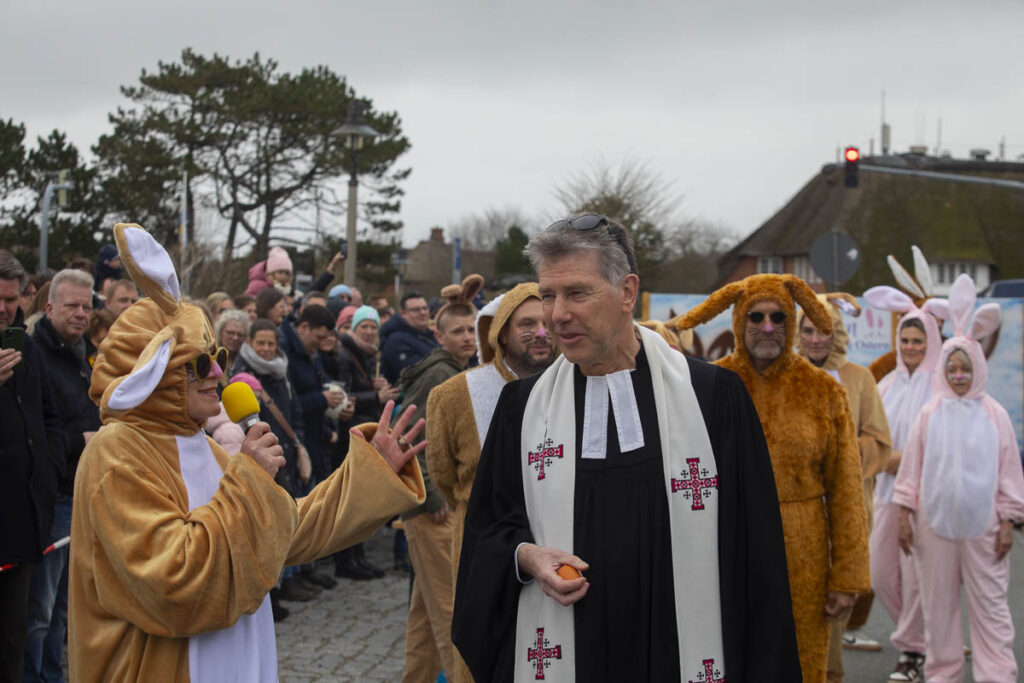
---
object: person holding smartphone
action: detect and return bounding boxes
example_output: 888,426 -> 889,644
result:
0,250 -> 66,681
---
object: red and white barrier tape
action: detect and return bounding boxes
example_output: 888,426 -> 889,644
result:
0,535 -> 70,572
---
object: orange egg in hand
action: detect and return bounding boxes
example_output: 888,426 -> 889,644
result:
556,564 -> 582,580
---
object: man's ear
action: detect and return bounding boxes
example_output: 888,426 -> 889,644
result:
45,301 -> 54,317
434,325 -> 444,343
621,274 -> 640,313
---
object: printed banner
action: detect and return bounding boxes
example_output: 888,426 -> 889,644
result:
644,293 -> 1024,444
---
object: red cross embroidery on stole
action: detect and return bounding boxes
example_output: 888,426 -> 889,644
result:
688,657 -> 726,682
527,438 -> 564,481
527,627 -> 562,680
671,457 -> 719,511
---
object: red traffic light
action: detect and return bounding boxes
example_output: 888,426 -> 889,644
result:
844,147 -> 860,163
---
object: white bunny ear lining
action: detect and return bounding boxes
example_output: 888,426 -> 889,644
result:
947,273 -> 978,337
108,338 -> 173,410
910,246 -> 934,297
922,298 -> 950,321
863,286 -> 914,313
887,255 -> 925,299
121,227 -> 181,303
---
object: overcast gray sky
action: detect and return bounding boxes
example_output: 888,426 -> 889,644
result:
4,0 -> 1022,248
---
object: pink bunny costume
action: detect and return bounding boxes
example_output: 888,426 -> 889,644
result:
861,283 -> 945,655
892,274 -> 1024,683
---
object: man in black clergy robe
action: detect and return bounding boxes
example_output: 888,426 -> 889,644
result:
452,215 -> 801,682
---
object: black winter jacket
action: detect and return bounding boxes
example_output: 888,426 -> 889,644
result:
0,310 -> 66,563
32,316 -> 102,496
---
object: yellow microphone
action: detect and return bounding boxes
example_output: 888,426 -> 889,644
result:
222,381 -> 262,432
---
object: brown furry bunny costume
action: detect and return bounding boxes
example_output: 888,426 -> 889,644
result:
69,224 -> 424,682
672,274 -> 870,683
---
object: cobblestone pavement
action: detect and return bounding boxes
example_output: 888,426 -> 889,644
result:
276,527 -> 412,682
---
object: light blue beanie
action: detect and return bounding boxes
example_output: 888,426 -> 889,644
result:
329,284 -> 353,299
351,305 -> 380,330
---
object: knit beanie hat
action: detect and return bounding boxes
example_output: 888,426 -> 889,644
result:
350,305 -> 380,330
328,284 -> 352,299
266,246 -> 292,273
335,305 -> 357,330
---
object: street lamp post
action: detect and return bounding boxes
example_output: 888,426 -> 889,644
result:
332,102 -> 379,287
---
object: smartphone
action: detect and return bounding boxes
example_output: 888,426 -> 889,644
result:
340,240 -> 348,259
1,327 -> 25,353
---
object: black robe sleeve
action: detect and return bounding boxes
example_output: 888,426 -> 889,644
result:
689,359 -> 802,682
452,378 -> 536,683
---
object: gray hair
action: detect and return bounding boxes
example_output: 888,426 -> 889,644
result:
0,250 -> 26,289
215,308 -> 251,341
49,269 -> 94,304
525,217 -> 638,284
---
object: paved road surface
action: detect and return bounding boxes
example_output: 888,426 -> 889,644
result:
277,527 -> 1024,682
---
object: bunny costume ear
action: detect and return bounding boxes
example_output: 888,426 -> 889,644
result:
887,255 -> 925,300
105,329 -> 177,410
669,281 -> 745,330
921,298 -> 950,321
114,223 -> 181,315
782,275 -> 832,333
863,286 -> 915,313
971,304 -> 1002,341
911,246 -> 935,297
946,273 -> 978,337
824,292 -> 861,317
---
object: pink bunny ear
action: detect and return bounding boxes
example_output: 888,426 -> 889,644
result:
970,303 -> 1002,341
863,286 -> 914,313
947,273 -> 977,336
921,298 -> 950,321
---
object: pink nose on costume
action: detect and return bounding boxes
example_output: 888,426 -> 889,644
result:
762,320 -> 775,333
209,359 -> 224,379
535,326 -> 547,339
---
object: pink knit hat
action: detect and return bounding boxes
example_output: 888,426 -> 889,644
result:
336,305 -> 357,330
230,371 -> 264,394
266,246 -> 292,273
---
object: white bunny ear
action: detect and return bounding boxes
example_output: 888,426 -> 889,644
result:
922,298 -> 950,321
970,303 -> 1002,341
114,223 -> 181,316
911,246 -> 935,297
887,255 -> 925,299
864,286 -> 915,313
107,335 -> 175,410
948,273 -> 977,336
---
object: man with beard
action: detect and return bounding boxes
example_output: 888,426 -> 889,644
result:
676,275 -> 871,683
425,282 -> 555,683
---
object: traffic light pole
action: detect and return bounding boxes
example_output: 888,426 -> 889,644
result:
38,179 -> 75,273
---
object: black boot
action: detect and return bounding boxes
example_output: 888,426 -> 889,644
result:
334,557 -> 375,580
278,576 -> 317,602
302,567 -> 338,589
270,588 -> 290,622
352,543 -> 386,578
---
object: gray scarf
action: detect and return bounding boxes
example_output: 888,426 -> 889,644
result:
237,342 -> 288,380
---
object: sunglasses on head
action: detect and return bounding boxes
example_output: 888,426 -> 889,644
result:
544,214 -> 638,275
747,311 -> 787,325
189,347 -> 229,380
545,213 -> 609,234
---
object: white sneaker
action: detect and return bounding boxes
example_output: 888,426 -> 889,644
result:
842,628 -> 882,652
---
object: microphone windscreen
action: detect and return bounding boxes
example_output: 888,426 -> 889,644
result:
222,381 -> 261,424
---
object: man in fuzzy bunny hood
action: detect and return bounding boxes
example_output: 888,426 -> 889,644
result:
396,274 -> 487,682
68,224 -> 427,683
455,217 -> 800,683
796,292 -> 893,680
425,281 -> 555,683
674,273 -> 871,683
